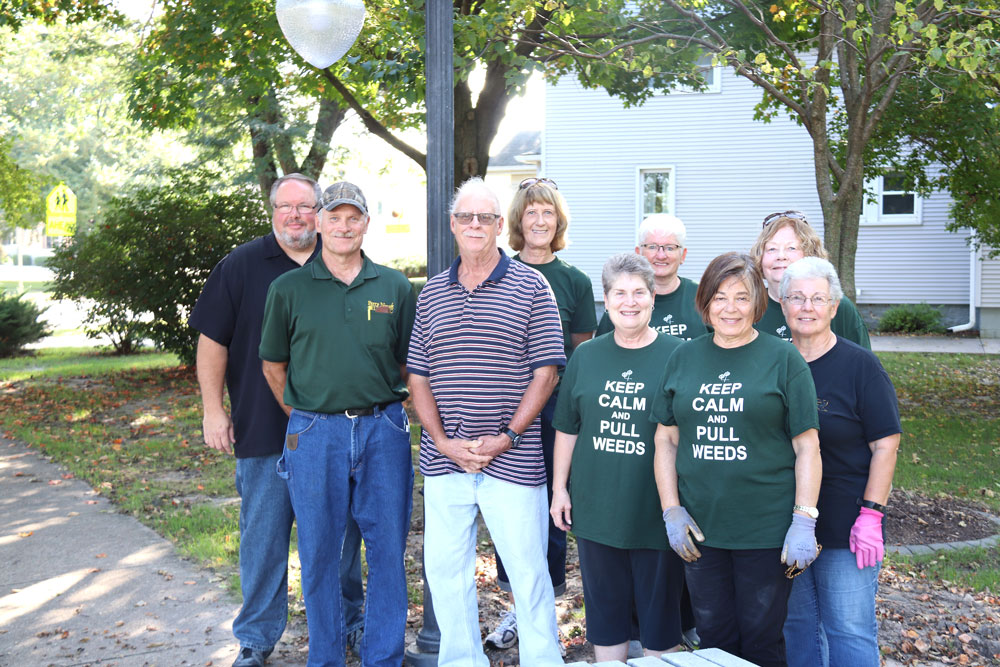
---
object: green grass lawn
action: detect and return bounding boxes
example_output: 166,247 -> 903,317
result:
1,347 -> 998,596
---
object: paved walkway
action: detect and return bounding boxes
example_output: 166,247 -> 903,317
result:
0,438 -> 239,666
870,333 -> 1000,354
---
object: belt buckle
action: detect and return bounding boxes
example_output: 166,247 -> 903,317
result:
344,409 -> 359,419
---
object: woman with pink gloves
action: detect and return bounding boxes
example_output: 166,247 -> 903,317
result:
778,257 -> 901,667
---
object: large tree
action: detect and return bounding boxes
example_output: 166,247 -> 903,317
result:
129,1 -> 708,194
0,137 -> 47,237
541,0 -> 1000,297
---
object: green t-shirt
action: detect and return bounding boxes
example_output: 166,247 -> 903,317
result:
514,254 -> 597,362
650,333 -> 819,549
553,332 -> 683,550
756,295 -> 871,349
596,277 -> 708,341
259,254 -> 416,413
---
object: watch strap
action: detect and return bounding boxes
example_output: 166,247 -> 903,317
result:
858,498 -> 888,514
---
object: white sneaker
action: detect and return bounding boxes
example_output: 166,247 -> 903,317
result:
485,610 -> 518,649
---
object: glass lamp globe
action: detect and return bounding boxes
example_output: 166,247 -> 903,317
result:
276,0 -> 366,69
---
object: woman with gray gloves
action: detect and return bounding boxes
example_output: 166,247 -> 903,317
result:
778,257 -> 901,667
651,252 -> 822,667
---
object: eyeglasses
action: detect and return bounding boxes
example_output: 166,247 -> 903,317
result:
785,543 -> 822,579
783,293 -> 833,307
519,177 -> 557,190
275,203 -> 318,215
762,210 -> 808,228
453,212 -> 501,225
640,243 -> 682,254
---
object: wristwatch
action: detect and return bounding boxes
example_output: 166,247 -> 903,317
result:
500,425 -> 523,449
793,505 -> 819,519
858,498 -> 889,514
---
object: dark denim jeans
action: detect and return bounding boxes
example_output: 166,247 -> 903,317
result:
233,454 -> 295,652
277,402 -> 413,667
684,545 -> 793,667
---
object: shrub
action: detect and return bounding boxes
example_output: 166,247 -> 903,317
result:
386,255 -> 427,278
878,303 -> 946,334
49,169 -> 270,364
0,292 -> 50,357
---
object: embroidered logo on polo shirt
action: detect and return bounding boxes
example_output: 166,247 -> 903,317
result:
367,300 -> 395,320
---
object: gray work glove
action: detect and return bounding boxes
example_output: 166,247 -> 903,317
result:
781,513 -> 819,569
662,506 -> 705,562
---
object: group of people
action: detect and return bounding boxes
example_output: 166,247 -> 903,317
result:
191,172 -> 901,667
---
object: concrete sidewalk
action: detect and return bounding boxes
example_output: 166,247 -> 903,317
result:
0,438 -> 239,666
870,334 -> 1000,354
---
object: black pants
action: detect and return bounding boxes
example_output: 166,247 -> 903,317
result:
684,545 -> 793,667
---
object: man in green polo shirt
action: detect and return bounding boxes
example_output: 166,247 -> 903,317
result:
259,181 -> 415,667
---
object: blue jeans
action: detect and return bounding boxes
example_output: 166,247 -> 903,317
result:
277,403 -> 414,667
783,548 -> 880,667
341,517 -> 364,635
233,454 -> 295,652
496,391 -> 567,595
424,473 -> 564,667
684,545 -> 793,667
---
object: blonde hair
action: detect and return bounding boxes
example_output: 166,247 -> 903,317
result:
749,216 -> 828,271
507,181 -> 570,252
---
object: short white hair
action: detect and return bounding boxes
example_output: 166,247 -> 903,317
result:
637,213 -> 687,246
450,177 -> 501,215
779,257 -> 844,303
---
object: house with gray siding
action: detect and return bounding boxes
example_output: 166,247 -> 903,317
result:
539,64 -> 997,334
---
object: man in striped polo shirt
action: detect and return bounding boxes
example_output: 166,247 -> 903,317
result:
407,177 -> 567,666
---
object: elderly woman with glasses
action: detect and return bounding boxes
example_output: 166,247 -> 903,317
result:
750,211 -> 870,348
596,213 -> 708,341
778,257 -> 901,667
651,252 -> 821,667
485,176 -> 598,652
550,253 -> 685,662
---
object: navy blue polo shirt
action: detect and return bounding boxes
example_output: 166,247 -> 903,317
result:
189,233 -> 321,458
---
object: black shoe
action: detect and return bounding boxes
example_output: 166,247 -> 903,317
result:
232,647 -> 269,667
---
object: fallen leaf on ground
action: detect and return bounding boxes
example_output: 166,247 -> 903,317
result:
95,553 -> 107,558
18,531 -> 33,538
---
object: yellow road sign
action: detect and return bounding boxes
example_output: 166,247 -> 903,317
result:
46,184 -> 77,236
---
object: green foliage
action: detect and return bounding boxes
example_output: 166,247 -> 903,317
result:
386,255 -> 427,278
0,22 -> 196,231
0,137 -> 48,233
0,292 -> 50,357
877,303 -> 946,334
48,170 -> 270,365
0,0 -> 117,31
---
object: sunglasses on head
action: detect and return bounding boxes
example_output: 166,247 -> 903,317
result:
762,210 -> 809,228
519,177 -> 557,190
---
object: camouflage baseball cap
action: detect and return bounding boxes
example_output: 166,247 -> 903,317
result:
320,181 -> 368,215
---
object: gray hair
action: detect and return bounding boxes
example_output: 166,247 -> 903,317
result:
450,177 -> 501,216
779,257 -> 844,303
602,253 -> 655,295
269,173 -> 322,207
637,213 -> 687,246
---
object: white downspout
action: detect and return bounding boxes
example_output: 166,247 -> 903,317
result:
949,235 -> 977,332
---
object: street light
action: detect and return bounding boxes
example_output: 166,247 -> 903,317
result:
276,0 -> 366,69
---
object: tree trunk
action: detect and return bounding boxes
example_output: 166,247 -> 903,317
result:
820,177 -> 864,302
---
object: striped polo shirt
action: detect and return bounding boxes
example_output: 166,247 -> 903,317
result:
407,250 -> 566,486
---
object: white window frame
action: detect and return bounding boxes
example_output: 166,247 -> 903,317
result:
637,166 -> 676,225
862,174 -> 923,226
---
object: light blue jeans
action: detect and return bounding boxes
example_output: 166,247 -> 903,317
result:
233,454 -> 295,652
423,472 -> 563,667
277,403 -> 414,667
783,547 -> 880,667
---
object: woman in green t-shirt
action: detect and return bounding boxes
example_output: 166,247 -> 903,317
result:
651,252 -> 822,667
550,253 -> 685,662
749,211 -> 871,349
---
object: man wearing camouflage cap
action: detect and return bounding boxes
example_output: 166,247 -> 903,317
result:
260,181 -> 416,666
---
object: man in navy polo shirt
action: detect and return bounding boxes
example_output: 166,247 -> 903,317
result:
190,173 -> 364,667
260,181 -> 415,667
407,177 -> 567,666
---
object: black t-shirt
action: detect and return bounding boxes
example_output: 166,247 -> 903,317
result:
189,233 -> 321,458
809,337 -> 901,547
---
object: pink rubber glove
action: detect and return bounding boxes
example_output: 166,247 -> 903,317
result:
849,506 -> 884,569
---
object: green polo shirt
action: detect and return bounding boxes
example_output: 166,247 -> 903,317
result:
259,253 -> 415,413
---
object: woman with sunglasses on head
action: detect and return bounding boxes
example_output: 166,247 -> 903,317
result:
750,211 -> 871,348
484,177 -> 598,653
651,252 -> 822,667
778,257 -> 901,667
